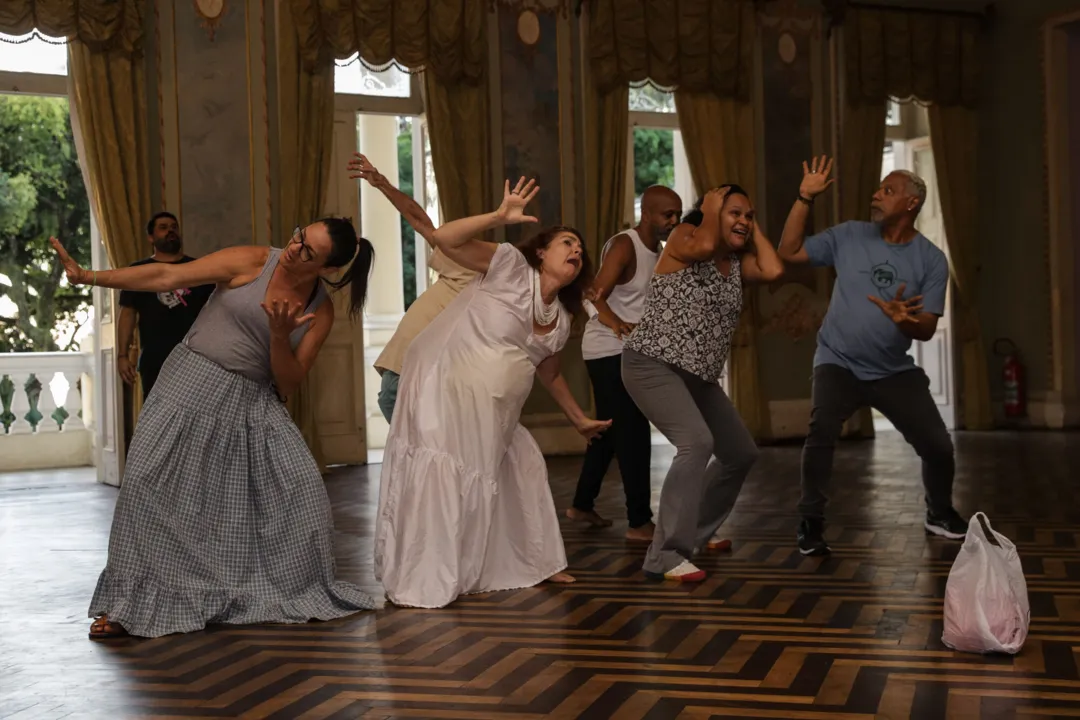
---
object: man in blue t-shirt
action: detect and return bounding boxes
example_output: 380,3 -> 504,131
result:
778,156 -> 967,556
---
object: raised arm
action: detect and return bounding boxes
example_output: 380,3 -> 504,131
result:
51,237 -> 263,292
587,234 -> 637,337
664,187 -> 730,264
348,153 -> 436,246
740,221 -> 785,285
778,155 -> 835,264
429,176 -> 540,274
536,352 -> 612,442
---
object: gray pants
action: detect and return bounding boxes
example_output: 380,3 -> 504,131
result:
621,349 -> 760,575
377,370 -> 400,423
798,363 -> 955,519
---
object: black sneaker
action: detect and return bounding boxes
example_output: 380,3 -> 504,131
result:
797,517 -> 831,556
925,508 -> 968,540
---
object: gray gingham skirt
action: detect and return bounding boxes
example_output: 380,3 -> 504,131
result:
88,343 -> 375,637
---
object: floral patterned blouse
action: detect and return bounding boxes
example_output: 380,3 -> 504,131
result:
623,254 -> 743,382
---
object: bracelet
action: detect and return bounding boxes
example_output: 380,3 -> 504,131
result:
91,270 -> 97,286
797,194 -> 814,206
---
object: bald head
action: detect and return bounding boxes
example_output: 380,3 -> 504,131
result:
639,185 -> 682,243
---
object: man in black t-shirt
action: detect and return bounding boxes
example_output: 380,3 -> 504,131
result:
118,212 -> 215,399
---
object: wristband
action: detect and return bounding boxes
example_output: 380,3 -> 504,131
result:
582,299 -> 599,320
797,194 -> 814,206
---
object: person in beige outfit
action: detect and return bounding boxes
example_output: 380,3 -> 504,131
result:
347,154 -> 477,421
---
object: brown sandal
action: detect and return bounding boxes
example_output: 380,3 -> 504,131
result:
89,615 -> 128,639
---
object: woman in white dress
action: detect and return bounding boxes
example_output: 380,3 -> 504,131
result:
374,177 -> 612,608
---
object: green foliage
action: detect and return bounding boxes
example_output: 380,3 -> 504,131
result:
0,95 -> 92,352
397,124 -> 417,308
633,128 -> 675,197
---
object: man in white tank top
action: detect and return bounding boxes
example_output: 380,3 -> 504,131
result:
567,186 -> 683,540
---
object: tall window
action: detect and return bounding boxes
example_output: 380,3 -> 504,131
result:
878,99 -> 956,429
332,58 -> 440,453
0,31 -> 94,432
334,58 -> 437,308
626,85 -> 695,228
0,33 -> 92,353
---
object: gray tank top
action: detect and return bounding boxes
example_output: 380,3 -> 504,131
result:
185,247 -> 328,385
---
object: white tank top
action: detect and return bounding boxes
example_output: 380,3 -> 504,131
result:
581,228 -> 659,361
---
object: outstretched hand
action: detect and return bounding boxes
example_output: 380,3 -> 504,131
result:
868,284 -> 924,325
261,299 -> 316,337
494,177 -> 540,226
50,236 -> 89,286
800,155 -> 835,199
347,153 -> 386,186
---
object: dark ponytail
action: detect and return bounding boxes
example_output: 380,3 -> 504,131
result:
320,216 -> 375,320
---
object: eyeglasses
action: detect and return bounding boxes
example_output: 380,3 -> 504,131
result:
291,225 -> 315,263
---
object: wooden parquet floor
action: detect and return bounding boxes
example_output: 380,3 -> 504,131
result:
3,430 -> 1080,719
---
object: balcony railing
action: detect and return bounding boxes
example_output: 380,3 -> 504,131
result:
0,352 -> 94,472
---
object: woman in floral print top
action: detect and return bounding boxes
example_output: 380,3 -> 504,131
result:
621,184 -> 785,583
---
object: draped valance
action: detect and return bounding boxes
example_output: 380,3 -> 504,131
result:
0,0 -> 142,54
588,0 -> 755,100
288,0 -> 485,83
843,7 -> 982,108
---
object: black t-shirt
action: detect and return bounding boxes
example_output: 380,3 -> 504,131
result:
119,256 -> 216,372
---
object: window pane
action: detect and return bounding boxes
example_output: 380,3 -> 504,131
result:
0,33 -> 67,76
886,99 -> 902,126
632,127 -> 675,220
334,56 -> 411,97
881,141 -> 896,180
629,85 -> 675,113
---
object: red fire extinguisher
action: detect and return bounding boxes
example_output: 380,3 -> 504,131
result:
994,338 -> 1025,418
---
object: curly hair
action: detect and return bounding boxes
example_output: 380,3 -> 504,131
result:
512,225 -> 593,317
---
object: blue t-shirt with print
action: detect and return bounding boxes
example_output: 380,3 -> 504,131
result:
805,221 -> 948,381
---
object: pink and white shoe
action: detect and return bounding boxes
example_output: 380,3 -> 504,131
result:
645,560 -> 706,582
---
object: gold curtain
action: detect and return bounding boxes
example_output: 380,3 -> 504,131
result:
288,0 -> 485,82
422,72 -> 491,224
275,0 -> 336,471
582,83 -> 628,266
837,99 -> 888,438
588,0 -> 755,99
843,8 -> 980,108
842,7 -> 990,430
0,0 -> 141,51
929,104 -> 991,430
674,91 -> 766,436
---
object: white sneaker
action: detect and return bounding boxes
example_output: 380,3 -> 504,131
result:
645,560 -> 706,582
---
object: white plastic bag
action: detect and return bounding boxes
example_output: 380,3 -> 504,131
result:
941,512 -> 1030,655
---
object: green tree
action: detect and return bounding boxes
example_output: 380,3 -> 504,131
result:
0,95 -> 91,351
397,121 -> 417,308
633,128 -> 675,197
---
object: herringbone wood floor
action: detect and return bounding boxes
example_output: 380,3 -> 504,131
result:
3,430 -> 1079,719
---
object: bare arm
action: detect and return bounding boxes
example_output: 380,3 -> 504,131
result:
430,177 -> 541,273
536,353 -> 612,441
664,188 -> 729,265
740,222 -> 785,284
264,299 -> 335,398
588,234 -> 636,337
51,238 -> 264,292
348,153 -> 436,246
779,156 -> 836,265
116,306 -> 137,385
778,199 -> 814,264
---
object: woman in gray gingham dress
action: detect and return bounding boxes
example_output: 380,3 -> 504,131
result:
50,219 -> 376,639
